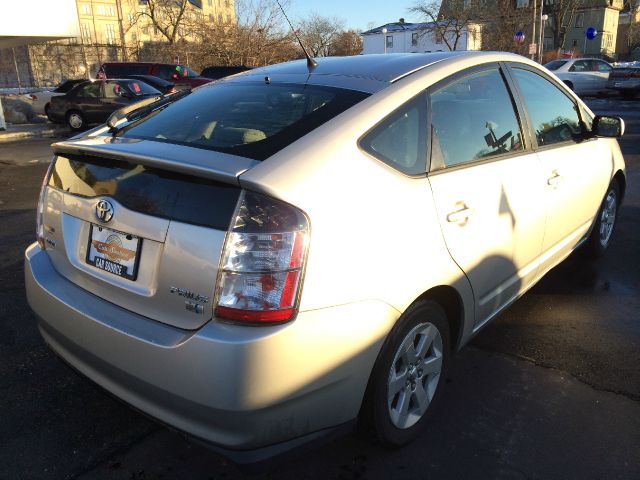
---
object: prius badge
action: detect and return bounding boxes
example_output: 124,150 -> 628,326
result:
95,200 -> 114,223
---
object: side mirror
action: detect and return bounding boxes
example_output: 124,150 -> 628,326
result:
592,115 -> 625,138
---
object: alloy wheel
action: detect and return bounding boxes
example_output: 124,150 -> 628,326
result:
599,189 -> 617,247
387,322 -> 443,429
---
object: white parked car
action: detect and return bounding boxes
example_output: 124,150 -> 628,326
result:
545,58 -> 613,96
24,79 -> 85,119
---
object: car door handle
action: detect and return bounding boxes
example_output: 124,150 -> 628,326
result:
447,205 -> 474,223
547,172 -> 563,186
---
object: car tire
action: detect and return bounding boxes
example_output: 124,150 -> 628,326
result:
564,80 -> 574,91
362,300 -> 450,447
66,110 -> 85,131
44,104 -> 54,122
586,180 -> 620,258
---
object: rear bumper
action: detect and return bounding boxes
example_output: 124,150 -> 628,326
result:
24,243 -> 398,461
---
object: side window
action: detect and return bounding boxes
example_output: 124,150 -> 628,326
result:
360,95 -> 426,175
77,82 -> 102,98
511,68 -> 582,147
104,81 -> 126,98
595,61 -> 612,73
569,60 -> 588,72
157,65 -> 177,80
429,68 -> 524,170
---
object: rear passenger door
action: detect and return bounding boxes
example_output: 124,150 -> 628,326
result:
427,65 -> 546,327
507,64 -> 612,273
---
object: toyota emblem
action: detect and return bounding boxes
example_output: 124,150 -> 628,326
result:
95,200 -> 114,223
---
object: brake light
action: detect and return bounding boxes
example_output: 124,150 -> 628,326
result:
214,191 -> 310,324
36,158 -> 56,249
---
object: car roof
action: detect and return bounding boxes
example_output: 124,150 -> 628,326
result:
233,52 -> 518,93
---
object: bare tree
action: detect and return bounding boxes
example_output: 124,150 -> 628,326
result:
124,0 -> 201,44
329,30 -> 363,56
411,0 -> 488,51
297,13 -> 346,57
193,0 -> 299,68
544,0 -> 584,51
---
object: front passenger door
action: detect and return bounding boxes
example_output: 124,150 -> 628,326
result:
508,66 -> 612,274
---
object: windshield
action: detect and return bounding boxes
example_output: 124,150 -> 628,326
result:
545,60 -> 568,71
121,82 -> 369,160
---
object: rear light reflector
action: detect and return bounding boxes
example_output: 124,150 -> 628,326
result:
214,191 -> 309,324
36,158 -> 56,249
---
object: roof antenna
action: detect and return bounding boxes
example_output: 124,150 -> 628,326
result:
275,0 -> 318,70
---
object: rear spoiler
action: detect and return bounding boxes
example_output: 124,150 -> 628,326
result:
51,138 -> 259,185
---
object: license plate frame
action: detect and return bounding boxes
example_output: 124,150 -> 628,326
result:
86,224 -> 142,281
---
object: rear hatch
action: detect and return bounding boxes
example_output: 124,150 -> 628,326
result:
40,139 -> 257,330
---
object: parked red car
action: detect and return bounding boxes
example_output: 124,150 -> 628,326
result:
97,62 -> 211,89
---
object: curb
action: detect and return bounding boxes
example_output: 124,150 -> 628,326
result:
0,125 -> 68,143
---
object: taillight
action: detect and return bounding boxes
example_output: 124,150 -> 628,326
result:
214,190 -> 310,324
36,158 -> 56,249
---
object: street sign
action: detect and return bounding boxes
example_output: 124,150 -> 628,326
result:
528,43 -> 537,54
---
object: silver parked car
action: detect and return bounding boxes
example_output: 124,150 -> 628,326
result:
545,57 -> 613,96
25,52 -> 626,463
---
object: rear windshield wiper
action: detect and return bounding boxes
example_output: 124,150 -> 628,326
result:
107,89 -> 192,136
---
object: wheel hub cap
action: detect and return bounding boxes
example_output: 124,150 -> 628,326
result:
599,190 -> 616,247
387,322 -> 444,430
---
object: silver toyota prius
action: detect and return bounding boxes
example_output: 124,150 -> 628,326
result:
25,52 -> 626,463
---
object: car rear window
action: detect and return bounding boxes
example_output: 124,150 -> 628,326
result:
124,80 -> 161,96
49,155 -> 240,230
545,60 -> 567,71
120,82 -> 370,161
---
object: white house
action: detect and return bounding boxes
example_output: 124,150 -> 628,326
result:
361,20 -> 482,54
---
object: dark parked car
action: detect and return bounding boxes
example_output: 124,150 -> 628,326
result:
607,66 -> 640,98
200,65 -> 253,80
97,62 -> 211,89
120,74 -> 176,95
48,79 -> 162,131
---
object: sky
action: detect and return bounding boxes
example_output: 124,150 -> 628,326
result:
287,0 -> 420,32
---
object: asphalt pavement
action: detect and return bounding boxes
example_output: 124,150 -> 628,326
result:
0,98 -> 638,480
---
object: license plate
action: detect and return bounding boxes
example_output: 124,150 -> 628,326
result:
86,224 -> 142,280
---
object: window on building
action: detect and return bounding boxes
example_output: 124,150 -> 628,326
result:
81,3 -> 91,15
97,4 -> 106,15
516,0 -> 529,7
208,0 -> 212,5
226,14 -> 231,23
386,35 -> 393,48
128,13 -> 135,24
218,13 -> 223,23
105,24 -> 117,44
575,13 -> 584,28
225,0 -> 230,6
80,23 -> 92,44
142,26 -> 149,35
209,13 -> 214,22
411,32 -> 418,46
131,32 -> 137,41
107,5 -> 115,16
435,30 -> 443,44
429,68 -> 523,169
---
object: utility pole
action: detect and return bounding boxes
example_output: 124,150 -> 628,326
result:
116,0 -> 128,61
531,0 -> 537,60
